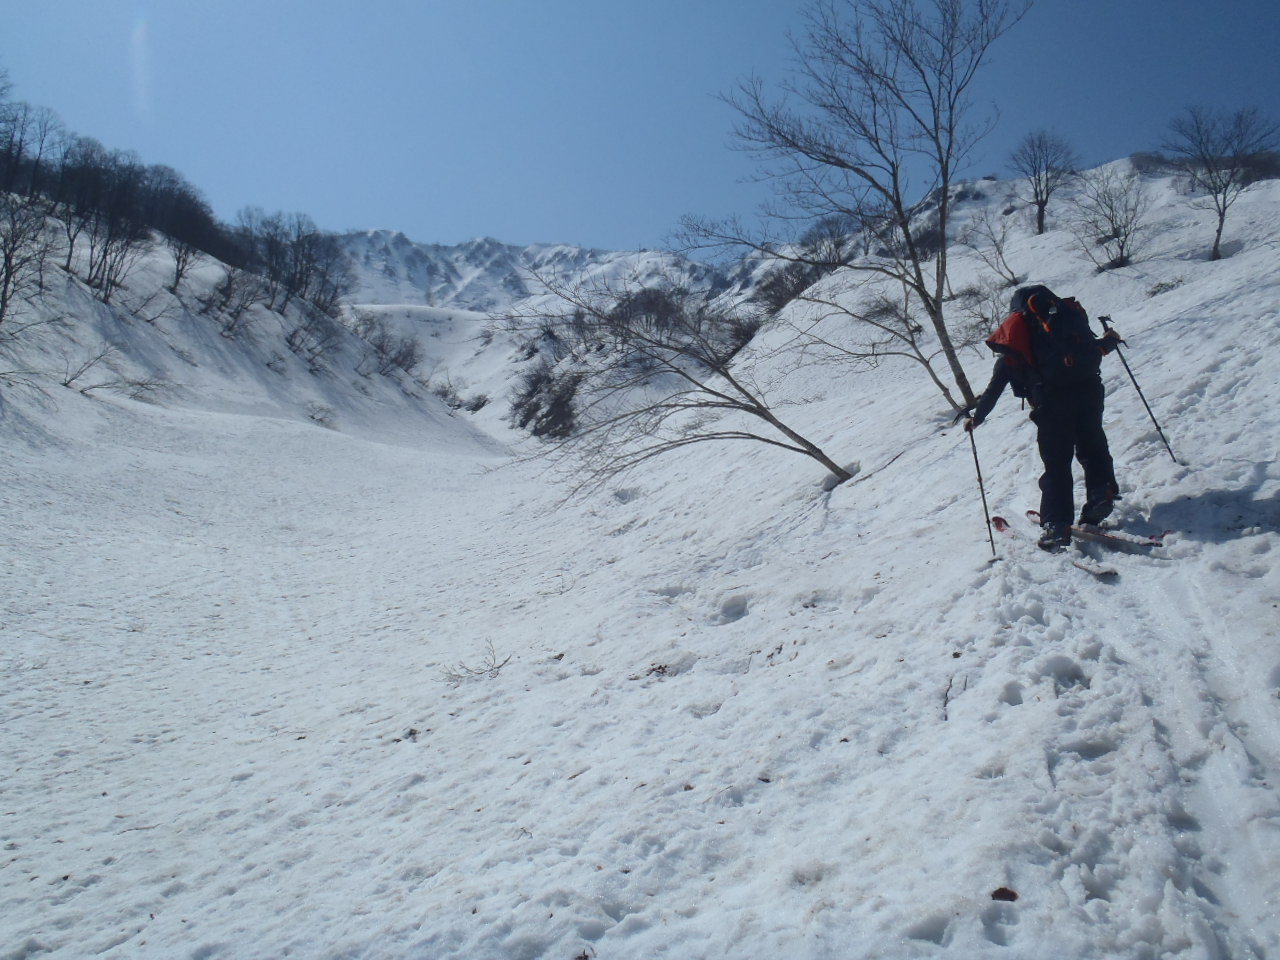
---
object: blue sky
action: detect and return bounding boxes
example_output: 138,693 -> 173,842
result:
4,0 -> 1278,251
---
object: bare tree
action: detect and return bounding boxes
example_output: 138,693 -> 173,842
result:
236,208 -> 351,315
1163,105 -> 1280,260
353,314 -> 423,376
285,308 -> 345,373
0,101 -> 63,198
49,134 -> 108,271
1069,164 -> 1151,271
165,232 -> 200,293
959,206 -> 1021,286
201,264 -> 268,336
501,269 -> 853,493
284,219 -> 352,318
235,207 -> 292,310
0,193 -> 57,329
20,106 -> 62,201
81,150 -> 152,302
1008,129 -> 1080,234
685,0 -> 1029,412
40,138 -> 151,301
139,164 -> 217,291
0,98 -> 34,193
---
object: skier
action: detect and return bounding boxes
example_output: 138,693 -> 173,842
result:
964,285 -> 1124,550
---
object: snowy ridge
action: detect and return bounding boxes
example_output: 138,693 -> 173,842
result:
342,230 -> 735,314
2,166 -> 1279,959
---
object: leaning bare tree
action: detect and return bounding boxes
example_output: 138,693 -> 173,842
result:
683,0 -> 1029,413
1008,129 -> 1080,235
500,269 -> 854,494
1162,105 -> 1279,260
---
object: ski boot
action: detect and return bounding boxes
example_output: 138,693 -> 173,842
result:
1079,485 -> 1118,527
1037,521 -> 1071,551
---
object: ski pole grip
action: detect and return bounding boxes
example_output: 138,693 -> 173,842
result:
1098,314 -> 1126,346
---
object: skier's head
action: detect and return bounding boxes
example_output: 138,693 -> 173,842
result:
1012,285 -> 1060,320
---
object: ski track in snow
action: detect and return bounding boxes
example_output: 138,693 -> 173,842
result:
3,174 -> 1280,959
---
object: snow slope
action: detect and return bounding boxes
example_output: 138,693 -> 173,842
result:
2,168 -> 1279,960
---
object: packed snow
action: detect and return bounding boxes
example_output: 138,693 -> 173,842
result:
2,166 -> 1279,959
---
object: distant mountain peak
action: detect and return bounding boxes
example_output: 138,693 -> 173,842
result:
341,232 -> 732,313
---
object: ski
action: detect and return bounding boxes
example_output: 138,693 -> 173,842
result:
991,515 -> 1119,579
1025,510 -> 1168,551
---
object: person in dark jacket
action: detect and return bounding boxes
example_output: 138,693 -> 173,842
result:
965,284 -> 1124,549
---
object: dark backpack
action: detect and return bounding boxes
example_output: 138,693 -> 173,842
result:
1011,285 -> 1104,386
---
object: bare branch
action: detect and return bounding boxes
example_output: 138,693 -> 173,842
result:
60,344 -> 118,388
1069,165 -> 1152,271
692,0 -> 1030,411
495,265 -> 854,495
959,206 -> 1022,286
437,641 -> 513,687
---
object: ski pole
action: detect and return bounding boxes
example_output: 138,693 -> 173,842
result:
967,426 -> 997,559
1099,315 -> 1178,464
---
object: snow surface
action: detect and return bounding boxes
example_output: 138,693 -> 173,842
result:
2,167 -> 1280,959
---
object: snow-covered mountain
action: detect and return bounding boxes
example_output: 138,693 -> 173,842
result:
3,163 -> 1279,960
338,229 -> 761,436
341,230 -> 737,313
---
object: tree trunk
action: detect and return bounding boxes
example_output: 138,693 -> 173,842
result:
1211,210 -> 1226,261
753,404 -> 853,485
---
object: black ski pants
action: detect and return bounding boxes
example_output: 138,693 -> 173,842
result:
1030,379 -> 1117,526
